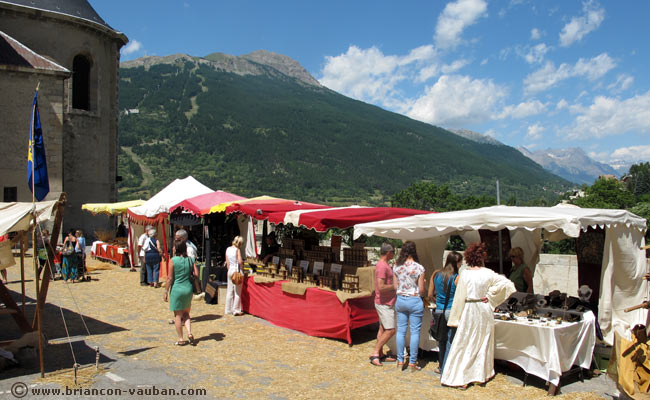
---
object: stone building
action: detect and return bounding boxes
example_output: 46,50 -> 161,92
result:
0,0 -> 127,238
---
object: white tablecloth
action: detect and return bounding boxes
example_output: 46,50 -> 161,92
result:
387,309 -> 595,386
494,311 -> 596,385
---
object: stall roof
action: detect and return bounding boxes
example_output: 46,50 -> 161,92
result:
353,204 -> 647,240
127,176 -> 212,224
169,190 -> 247,216
0,201 -> 57,235
269,205 -> 434,232
81,200 -> 145,216
224,197 -> 329,221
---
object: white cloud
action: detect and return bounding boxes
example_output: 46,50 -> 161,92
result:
121,39 -> 142,56
559,1 -> 605,47
523,53 -> 615,94
441,59 -> 469,74
526,123 -> 545,140
531,28 -> 541,40
406,75 -> 507,127
556,99 -> 568,110
607,74 -> 634,94
498,100 -> 547,119
565,90 -> 650,139
610,145 -> 650,162
521,43 -> 549,64
434,0 -> 488,49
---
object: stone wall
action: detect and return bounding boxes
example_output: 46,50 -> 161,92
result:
0,72 -> 65,201
0,6 -> 125,239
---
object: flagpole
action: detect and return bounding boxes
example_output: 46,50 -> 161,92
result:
31,81 -> 45,378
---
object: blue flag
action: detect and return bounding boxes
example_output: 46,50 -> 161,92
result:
27,90 -> 49,201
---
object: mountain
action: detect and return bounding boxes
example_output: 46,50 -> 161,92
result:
117,51 -> 571,205
517,147 -> 618,185
448,128 -> 504,146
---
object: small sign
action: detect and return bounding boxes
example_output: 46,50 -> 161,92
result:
285,258 -> 293,272
330,263 -> 342,274
299,260 -> 309,273
313,261 -> 324,275
271,256 -> 280,266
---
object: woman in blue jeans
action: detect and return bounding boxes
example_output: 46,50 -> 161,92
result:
427,251 -> 462,375
392,241 -> 426,371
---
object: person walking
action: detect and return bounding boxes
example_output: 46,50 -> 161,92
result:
143,228 -> 163,287
441,243 -> 516,388
392,241 -> 426,371
164,240 -> 197,346
75,230 -> 86,278
225,236 -> 244,316
427,251 -> 462,375
369,243 -> 397,366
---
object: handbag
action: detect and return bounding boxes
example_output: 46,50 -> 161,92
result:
430,272 -> 452,343
187,258 -> 201,294
62,241 -> 75,256
231,271 -> 243,285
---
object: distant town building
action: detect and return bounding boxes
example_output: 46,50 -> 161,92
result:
0,0 -> 127,237
598,174 -> 617,181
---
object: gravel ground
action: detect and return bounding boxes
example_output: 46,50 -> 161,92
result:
0,256 -> 620,399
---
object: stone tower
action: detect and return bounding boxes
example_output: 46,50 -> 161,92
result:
0,0 -> 127,238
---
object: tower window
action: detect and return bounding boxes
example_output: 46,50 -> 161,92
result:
72,54 -> 91,110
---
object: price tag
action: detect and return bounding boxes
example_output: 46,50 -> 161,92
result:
313,261 -> 324,275
330,263 -> 342,274
299,260 -> 309,273
271,256 -> 280,266
285,258 -> 293,272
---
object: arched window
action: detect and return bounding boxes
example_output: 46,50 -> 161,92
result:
72,54 -> 90,110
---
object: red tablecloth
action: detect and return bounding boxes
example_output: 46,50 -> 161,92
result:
241,276 -> 378,344
91,241 -> 130,267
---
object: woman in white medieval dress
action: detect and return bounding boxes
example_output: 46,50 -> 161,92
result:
440,242 -> 516,388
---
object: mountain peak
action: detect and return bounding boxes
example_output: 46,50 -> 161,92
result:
448,128 -> 503,146
240,50 -> 321,87
518,147 -> 617,184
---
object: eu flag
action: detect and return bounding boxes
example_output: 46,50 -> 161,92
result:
27,90 -> 49,201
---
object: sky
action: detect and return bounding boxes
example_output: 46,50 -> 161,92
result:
92,0 -> 650,168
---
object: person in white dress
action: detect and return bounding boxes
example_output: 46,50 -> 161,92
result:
440,242 -> 516,388
225,236 -> 244,315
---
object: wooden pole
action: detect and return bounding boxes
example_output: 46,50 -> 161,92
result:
20,232 -> 26,315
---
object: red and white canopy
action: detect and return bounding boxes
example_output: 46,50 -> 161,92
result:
267,205 -> 434,232
169,190 -> 247,216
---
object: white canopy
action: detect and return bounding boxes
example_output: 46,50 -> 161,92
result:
127,176 -> 213,221
354,205 -> 648,345
0,201 -> 58,236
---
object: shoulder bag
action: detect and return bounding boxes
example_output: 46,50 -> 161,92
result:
187,257 -> 201,294
430,273 -> 452,343
62,240 -> 75,256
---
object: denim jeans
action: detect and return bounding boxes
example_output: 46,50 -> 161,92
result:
395,295 -> 424,364
434,309 -> 457,374
146,262 -> 160,284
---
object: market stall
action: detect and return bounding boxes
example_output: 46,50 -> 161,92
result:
354,204 -> 648,346
82,200 -> 145,267
126,176 -> 213,277
229,203 -> 433,342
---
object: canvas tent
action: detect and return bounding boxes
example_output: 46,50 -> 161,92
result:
81,200 -> 145,215
126,177 -> 213,273
353,204 -> 648,345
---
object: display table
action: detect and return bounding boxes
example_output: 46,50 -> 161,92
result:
241,276 -> 378,344
91,241 -> 130,267
494,311 -> 596,387
388,309 -> 595,390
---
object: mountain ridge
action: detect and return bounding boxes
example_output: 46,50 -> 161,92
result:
117,51 -> 571,204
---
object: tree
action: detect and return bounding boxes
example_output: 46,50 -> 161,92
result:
571,177 -> 635,209
627,162 -> 650,198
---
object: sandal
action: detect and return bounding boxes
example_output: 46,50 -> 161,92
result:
188,334 -> 195,345
369,356 -> 383,366
397,362 -> 406,371
174,341 -> 188,346
382,355 -> 397,362
408,363 -> 422,372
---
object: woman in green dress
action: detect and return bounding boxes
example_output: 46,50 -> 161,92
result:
164,240 -> 198,345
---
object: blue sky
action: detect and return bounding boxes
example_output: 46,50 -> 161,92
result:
93,0 -> 650,167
